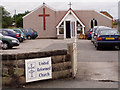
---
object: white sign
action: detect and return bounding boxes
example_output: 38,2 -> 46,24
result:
25,57 -> 52,82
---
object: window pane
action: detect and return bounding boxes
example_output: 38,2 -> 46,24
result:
76,21 -> 82,34
60,22 -> 64,27
59,22 -> 64,34
77,28 -> 82,34
59,28 -> 64,34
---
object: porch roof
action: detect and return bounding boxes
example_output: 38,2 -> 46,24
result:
56,8 -> 85,28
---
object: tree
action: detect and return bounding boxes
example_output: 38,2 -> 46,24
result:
0,6 -> 13,28
13,11 -> 30,28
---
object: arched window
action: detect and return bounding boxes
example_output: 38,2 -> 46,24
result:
94,20 -> 97,26
91,20 -> 94,28
90,18 -> 97,28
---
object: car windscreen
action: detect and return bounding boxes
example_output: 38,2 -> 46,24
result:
25,29 -> 33,33
29,29 -> 34,32
100,30 -> 119,35
31,29 -> 36,32
14,30 -> 21,33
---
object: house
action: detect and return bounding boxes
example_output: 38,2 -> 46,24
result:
23,3 -> 113,39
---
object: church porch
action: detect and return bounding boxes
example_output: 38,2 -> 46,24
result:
56,9 -> 85,39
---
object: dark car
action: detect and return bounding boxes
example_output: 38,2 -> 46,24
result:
0,29 -> 23,42
88,29 -> 93,40
22,28 -> 38,39
0,33 -> 19,49
94,29 -> 120,50
13,28 -> 26,42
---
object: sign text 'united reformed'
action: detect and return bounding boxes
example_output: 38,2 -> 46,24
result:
25,57 -> 52,82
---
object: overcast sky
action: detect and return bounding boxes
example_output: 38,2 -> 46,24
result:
0,0 -> 119,19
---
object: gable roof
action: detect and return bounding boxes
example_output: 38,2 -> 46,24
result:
100,11 -> 113,19
56,8 -> 85,28
95,11 -> 113,20
23,3 -> 56,19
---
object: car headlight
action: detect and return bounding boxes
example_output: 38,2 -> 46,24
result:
12,40 -> 17,43
21,35 -> 24,38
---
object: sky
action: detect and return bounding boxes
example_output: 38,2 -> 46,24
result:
0,0 -> 119,19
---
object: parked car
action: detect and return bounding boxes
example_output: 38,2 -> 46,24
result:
0,29 -> 23,42
0,33 -> 19,49
91,26 -> 112,43
21,28 -> 38,39
88,29 -> 93,40
94,29 -> 120,50
13,28 -> 26,42
0,40 -> 3,49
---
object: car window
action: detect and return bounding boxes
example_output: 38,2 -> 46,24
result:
100,30 -> 119,35
26,29 -> 29,32
2,30 -> 8,35
9,30 -> 16,34
95,28 -> 100,33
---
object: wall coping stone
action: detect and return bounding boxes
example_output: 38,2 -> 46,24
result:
2,49 -> 67,60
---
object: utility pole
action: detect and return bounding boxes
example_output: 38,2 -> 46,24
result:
15,10 -> 16,27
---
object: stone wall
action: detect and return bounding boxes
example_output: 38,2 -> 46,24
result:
2,50 -> 72,88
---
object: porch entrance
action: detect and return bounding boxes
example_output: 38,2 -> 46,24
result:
66,21 -> 71,38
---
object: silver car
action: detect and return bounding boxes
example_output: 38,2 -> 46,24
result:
91,26 -> 112,44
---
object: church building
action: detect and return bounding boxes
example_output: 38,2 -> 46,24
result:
23,3 -> 113,39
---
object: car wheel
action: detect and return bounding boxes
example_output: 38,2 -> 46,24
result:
94,44 -> 97,47
27,36 -> 31,40
88,38 -> 90,40
119,46 -> 120,50
96,46 -> 99,50
32,37 -> 36,39
2,42 -> 9,49
96,45 -> 101,50
20,38 -> 23,42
